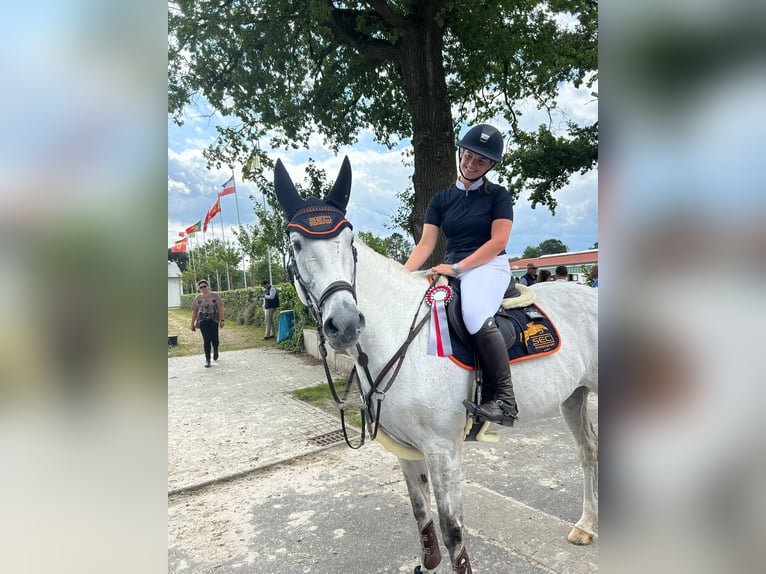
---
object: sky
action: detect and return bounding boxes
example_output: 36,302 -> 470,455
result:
168,79 -> 598,260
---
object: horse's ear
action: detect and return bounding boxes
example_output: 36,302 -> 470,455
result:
325,156 -> 352,212
274,159 -> 305,220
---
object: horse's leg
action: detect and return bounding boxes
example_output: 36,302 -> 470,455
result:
400,458 -> 442,573
560,385 -> 599,545
424,449 -> 473,573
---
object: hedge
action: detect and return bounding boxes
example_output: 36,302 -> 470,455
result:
180,282 -> 315,352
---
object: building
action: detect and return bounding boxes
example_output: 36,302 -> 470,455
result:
510,249 -> 598,285
168,261 -> 183,308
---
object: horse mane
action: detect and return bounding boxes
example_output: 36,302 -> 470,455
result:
352,236 -> 432,312
354,235 -> 428,288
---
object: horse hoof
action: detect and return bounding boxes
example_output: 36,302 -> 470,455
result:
567,526 -> 594,545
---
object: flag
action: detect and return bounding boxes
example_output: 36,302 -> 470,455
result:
219,175 -> 236,197
185,220 -> 202,237
178,231 -> 186,237
203,200 -> 221,232
171,237 -> 188,253
242,152 -> 260,182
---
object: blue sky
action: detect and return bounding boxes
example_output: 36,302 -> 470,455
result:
168,78 -> 598,258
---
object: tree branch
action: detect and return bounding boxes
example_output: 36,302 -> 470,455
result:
325,7 -> 397,62
364,0 -> 406,27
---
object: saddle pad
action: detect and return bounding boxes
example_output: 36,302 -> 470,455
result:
447,304 -> 561,370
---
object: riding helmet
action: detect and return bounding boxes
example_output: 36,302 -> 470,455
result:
457,124 -> 504,163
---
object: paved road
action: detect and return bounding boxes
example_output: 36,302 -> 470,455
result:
168,347 -> 598,573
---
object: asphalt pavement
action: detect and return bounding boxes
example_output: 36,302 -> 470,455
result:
168,346 -> 598,573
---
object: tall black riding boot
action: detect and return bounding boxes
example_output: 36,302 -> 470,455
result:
462,317 -> 518,426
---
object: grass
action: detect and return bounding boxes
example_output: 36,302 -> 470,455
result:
167,307 -> 273,357
291,381 -> 364,428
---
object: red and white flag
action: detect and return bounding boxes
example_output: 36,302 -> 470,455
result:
219,175 -> 236,197
203,199 -> 221,232
171,237 -> 188,253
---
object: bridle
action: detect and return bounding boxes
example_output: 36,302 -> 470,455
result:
287,233 -> 359,313
287,231 -> 431,450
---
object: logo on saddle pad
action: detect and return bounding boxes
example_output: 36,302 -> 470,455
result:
522,322 -> 556,352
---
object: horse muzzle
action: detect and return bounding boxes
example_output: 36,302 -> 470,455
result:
322,303 -> 366,350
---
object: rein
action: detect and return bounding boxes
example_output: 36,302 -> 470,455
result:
289,239 -> 433,449
353,302 -> 431,442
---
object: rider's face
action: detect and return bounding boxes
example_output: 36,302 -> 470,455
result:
460,150 -> 493,179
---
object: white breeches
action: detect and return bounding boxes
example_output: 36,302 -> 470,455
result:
457,254 -> 511,334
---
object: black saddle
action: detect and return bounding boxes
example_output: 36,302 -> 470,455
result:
446,276 -> 520,351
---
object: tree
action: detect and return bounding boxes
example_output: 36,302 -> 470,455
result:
537,238 -> 568,255
169,0 -> 597,266
168,249 -> 188,272
521,237 -> 569,258
384,232 -> 414,264
357,231 -> 388,257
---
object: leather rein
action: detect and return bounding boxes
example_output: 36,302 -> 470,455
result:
288,240 -> 431,449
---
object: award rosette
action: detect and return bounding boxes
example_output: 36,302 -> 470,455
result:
426,284 -> 453,356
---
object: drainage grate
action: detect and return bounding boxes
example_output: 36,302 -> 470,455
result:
307,429 -> 351,447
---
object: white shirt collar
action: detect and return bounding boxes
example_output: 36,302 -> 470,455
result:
456,178 -> 484,191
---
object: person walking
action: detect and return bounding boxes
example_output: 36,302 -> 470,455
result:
519,263 -> 538,286
404,123 -> 518,426
590,263 -> 598,287
261,280 -> 279,340
190,280 -> 224,368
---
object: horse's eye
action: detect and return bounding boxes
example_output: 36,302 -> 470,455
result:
292,240 -> 302,253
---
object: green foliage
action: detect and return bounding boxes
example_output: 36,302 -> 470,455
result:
521,245 -> 541,259
383,232 -> 413,264
357,230 -> 413,264
357,231 -> 387,256
169,0 -> 598,253
504,122 -> 598,213
522,237 -> 569,259
537,238 -> 569,255
291,382 -> 363,427
168,249 -> 188,272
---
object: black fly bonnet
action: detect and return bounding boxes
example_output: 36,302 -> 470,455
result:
273,157 -> 357,311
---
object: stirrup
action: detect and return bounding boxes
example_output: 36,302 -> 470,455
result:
490,400 -> 518,427
462,399 -> 484,420
463,399 -> 517,427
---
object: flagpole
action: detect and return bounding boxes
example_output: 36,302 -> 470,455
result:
218,203 -> 231,291
188,234 -> 196,286
260,190 -> 273,285
243,143 -> 272,285
231,170 -> 247,289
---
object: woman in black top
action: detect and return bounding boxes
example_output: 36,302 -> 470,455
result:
405,124 -> 518,426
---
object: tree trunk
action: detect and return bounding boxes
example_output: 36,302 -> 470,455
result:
397,18 -> 455,268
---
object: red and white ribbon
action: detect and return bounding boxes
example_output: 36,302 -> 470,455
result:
426,285 -> 453,357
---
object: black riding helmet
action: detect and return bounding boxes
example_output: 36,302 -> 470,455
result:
457,124 -> 504,163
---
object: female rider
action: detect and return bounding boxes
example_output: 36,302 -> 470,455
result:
405,124 -> 518,425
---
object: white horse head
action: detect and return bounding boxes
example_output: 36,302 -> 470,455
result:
273,157 -> 366,349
